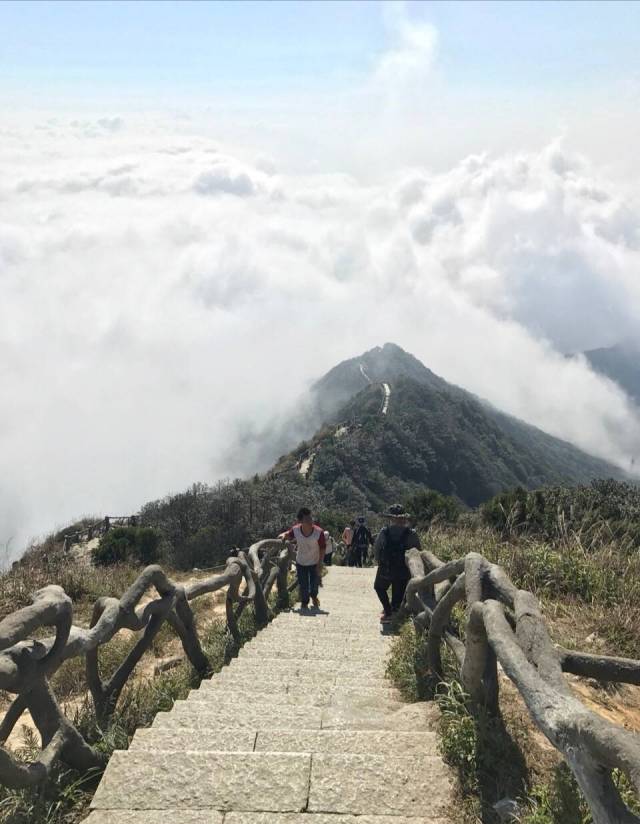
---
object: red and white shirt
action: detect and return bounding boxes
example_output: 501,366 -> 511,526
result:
283,523 -> 326,566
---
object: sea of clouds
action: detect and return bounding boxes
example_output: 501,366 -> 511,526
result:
1,110 -> 640,558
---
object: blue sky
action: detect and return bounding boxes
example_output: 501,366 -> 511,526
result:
2,1 -> 639,104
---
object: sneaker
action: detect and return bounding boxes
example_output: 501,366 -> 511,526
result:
380,612 -> 392,624
301,601 -> 309,611
312,596 -> 320,609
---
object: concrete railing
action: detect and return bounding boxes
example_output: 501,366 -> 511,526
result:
401,548 -> 640,824
61,515 -> 139,550
0,539 -> 294,789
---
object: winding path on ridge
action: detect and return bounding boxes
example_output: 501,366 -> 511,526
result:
359,361 -> 391,416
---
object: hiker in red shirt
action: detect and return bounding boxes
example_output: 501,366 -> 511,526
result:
279,507 -> 326,610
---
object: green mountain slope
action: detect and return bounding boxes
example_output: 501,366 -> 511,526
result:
275,345 -> 624,508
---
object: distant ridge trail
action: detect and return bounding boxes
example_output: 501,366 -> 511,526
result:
359,363 -> 372,383
381,382 -> 391,415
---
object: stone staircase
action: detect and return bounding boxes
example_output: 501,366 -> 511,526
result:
85,566 -> 453,824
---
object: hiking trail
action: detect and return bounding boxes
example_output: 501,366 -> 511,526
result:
85,566 -> 453,823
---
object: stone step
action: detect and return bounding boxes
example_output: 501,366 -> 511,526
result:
254,729 -> 438,754
197,683 -> 400,702
129,727 -> 257,752
90,751 -> 311,813
188,686 -> 401,706
320,700 -> 439,731
221,660 -> 387,678
224,814 -> 451,824
308,754 -> 453,816
90,752 -> 451,818
152,705 -> 323,731
235,652 -> 386,667
211,671 -> 387,687
86,810 -> 450,824
129,727 -> 436,755
248,635 -> 392,648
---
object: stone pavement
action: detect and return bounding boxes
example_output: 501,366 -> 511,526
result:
85,566 -> 453,824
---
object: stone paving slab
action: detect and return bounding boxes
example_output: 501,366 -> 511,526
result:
91,752 -> 311,812
254,729 -> 437,754
223,661 -> 387,679
186,691 -> 329,707
86,813 -> 223,824
320,701 -> 440,731
198,684 -> 400,702
129,728 -> 257,752
308,754 -> 453,816
225,814 -> 451,824
155,703 -> 324,730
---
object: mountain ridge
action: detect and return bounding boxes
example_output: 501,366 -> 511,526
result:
273,343 -> 624,508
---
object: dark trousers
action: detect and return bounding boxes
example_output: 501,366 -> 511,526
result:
324,552 -> 333,566
374,568 -> 409,616
296,562 -> 319,605
349,545 -> 365,568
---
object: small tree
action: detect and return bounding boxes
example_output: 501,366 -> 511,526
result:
405,488 -> 460,529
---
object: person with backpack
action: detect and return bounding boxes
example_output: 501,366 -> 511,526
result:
373,503 -> 421,623
351,516 -> 373,567
279,507 -> 326,610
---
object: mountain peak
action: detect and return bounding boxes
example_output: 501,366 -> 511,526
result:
311,342 -> 446,419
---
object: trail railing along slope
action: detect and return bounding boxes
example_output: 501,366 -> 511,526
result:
401,547 -> 640,824
0,539 -> 293,788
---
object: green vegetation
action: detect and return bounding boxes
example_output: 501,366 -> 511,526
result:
93,526 -> 160,566
404,488 -> 460,529
386,493 -> 640,824
482,478 -> 640,550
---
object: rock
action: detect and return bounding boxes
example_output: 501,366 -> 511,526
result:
493,798 -> 520,821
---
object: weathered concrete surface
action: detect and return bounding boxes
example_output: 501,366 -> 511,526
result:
86,566 -> 453,822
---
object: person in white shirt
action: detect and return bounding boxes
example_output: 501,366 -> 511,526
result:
323,531 -> 335,566
279,507 -> 326,610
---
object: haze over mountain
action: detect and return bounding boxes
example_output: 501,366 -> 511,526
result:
271,343 -> 622,508
581,344 -> 640,407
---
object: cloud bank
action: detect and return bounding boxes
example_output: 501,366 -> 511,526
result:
1,113 -> 640,558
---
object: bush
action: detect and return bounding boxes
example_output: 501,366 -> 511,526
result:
405,487 -> 461,529
93,527 -> 160,567
482,480 -> 640,551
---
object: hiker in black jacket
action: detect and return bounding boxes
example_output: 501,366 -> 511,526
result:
350,516 -> 373,567
373,503 -> 421,623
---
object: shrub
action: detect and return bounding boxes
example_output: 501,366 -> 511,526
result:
405,487 -> 461,529
93,527 -> 160,567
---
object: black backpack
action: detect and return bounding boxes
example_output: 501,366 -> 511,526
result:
379,526 -> 410,575
353,525 -> 369,546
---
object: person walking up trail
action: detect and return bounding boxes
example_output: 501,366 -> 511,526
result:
351,517 -> 373,567
373,503 -> 421,623
279,507 -> 326,610
341,521 -> 354,559
323,530 -> 336,566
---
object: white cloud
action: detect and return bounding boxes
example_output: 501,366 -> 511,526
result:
1,117 -> 640,559
373,2 -> 438,98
